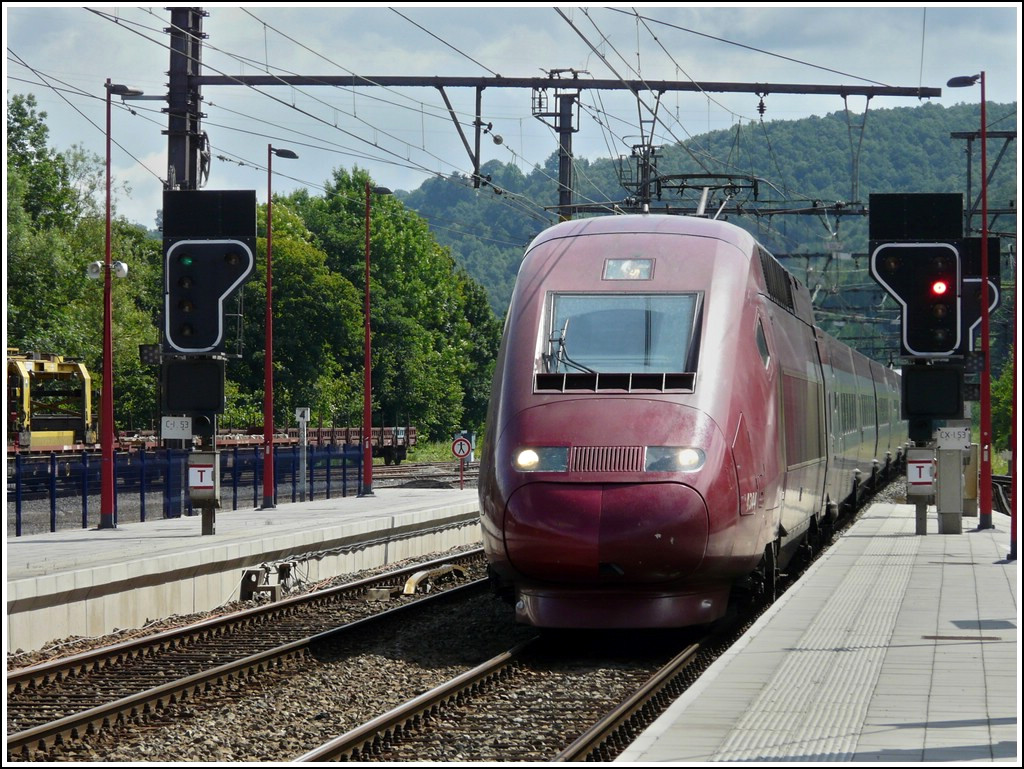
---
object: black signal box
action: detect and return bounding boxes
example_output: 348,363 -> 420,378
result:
902,362 -> 965,443
869,193 -> 963,241
868,193 -> 967,358
163,358 -> 225,414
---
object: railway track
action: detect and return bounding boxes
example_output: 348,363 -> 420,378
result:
296,561 -> 786,762
6,547 -> 748,764
374,461 -> 479,488
343,476 -> 907,762
297,636 -> 718,762
4,475 -> 928,762
6,549 -> 488,761
991,474 -> 1014,516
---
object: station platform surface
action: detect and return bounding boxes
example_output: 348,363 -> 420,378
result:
5,487 -> 480,653
618,502 -> 1019,763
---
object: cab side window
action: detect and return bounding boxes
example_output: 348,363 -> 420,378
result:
755,318 -> 771,368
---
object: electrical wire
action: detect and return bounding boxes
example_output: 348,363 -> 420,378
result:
614,8 -> 896,87
558,7 -> 849,232
23,8 -> 942,266
90,7 -> 481,188
7,50 -> 165,185
390,7 -> 501,77
86,8 -> 557,226
174,9 -> 577,228
561,8 -> 714,175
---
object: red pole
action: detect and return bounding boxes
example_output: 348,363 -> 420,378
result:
977,72 -> 993,531
362,180 -> 374,496
1011,341 -> 1017,560
99,79 -> 116,529
262,144 -> 276,509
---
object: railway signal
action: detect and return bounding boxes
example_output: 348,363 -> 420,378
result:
162,358 -> 225,415
164,239 -> 254,354
161,189 -> 257,356
959,236 -> 1002,352
870,242 -> 961,357
901,361 -> 965,443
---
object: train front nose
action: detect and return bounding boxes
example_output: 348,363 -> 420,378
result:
504,481 -> 709,583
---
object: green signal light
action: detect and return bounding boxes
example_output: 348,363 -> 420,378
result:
178,254 -> 194,267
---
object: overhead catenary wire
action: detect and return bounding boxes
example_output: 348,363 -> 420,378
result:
13,6 -> 948,271
78,6 -> 887,225
157,8 -> 576,228
214,143 -> 551,244
614,8 -> 896,88
390,7 -> 501,78
240,8 -> 485,130
77,8 -> 560,228
558,7 -> 714,175
554,8 -> 855,232
9,52 -> 556,252
8,50 -> 165,186
84,7 -> 495,196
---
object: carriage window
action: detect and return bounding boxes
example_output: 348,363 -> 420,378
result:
543,293 -> 698,374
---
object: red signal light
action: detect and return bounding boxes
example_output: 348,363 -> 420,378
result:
931,280 -> 949,296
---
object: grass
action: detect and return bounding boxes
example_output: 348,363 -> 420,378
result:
407,439 -> 478,463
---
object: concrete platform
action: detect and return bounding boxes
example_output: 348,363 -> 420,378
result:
618,502 -> 1019,763
4,487 -> 480,653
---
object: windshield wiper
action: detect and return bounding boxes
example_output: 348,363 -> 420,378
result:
544,318 -> 595,374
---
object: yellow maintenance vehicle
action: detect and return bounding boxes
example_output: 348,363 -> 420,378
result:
7,350 -> 96,452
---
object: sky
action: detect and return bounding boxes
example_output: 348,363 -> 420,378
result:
3,4 -> 1022,229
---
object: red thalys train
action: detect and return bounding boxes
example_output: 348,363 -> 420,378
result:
478,214 -> 907,629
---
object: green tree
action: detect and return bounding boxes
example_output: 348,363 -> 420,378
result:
222,378 -> 263,431
6,94 -> 79,228
454,270 -> 501,432
234,202 -> 363,428
991,350 -> 1014,454
6,166 -> 86,353
289,167 -> 501,439
6,95 -> 162,431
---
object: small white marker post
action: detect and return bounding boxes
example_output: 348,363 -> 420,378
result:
907,447 -> 936,535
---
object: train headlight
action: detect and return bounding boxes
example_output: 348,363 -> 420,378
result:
513,447 -> 569,472
645,446 -> 706,472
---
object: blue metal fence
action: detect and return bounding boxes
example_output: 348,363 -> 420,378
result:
7,444 -> 362,536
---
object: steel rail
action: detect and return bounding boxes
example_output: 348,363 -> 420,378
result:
7,580 -> 486,757
296,638 -> 539,762
991,475 -> 1012,517
555,642 -> 702,761
8,548 -> 484,693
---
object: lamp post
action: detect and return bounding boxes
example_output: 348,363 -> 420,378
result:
98,80 -> 143,530
947,72 -> 994,532
262,145 -> 299,510
362,182 -> 392,496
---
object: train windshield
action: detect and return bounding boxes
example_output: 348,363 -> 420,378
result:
544,293 -> 699,374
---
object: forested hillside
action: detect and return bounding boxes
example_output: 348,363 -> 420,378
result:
399,99 -> 1016,452
6,95 -> 1016,451
401,101 -> 1017,318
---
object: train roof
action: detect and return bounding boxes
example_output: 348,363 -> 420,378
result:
525,213 -> 822,328
526,214 -> 758,254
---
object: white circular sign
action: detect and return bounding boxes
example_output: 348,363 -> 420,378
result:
452,437 -> 472,459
